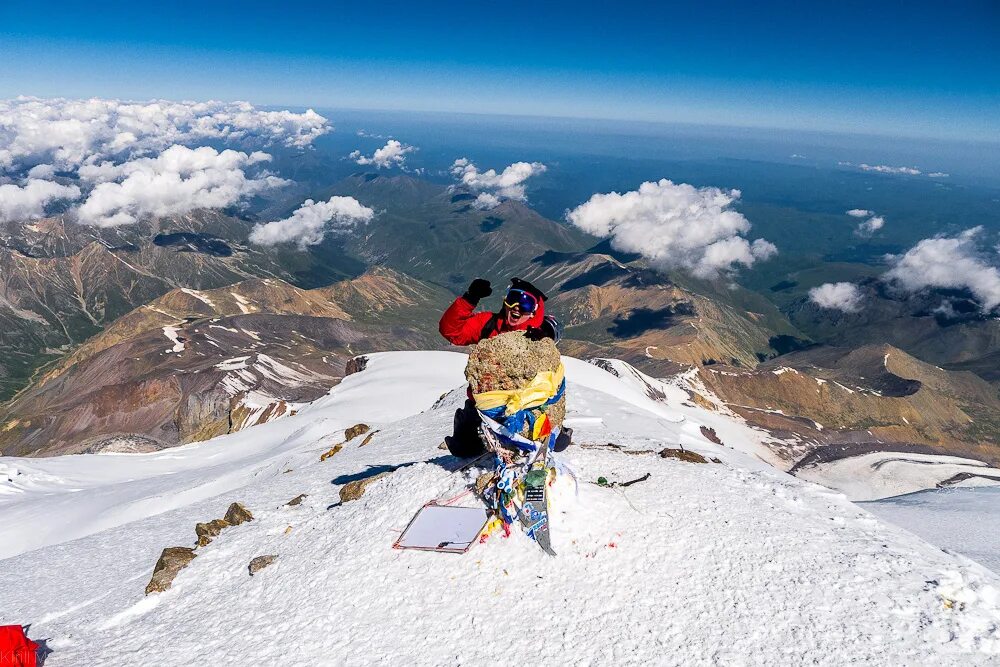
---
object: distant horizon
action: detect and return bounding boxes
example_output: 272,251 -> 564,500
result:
2,1 -> 997,144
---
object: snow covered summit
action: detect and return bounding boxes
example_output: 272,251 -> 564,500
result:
1,351 -> 998,664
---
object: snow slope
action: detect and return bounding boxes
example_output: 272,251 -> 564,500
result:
796,452 -> 1000,501
863,486 -> 1000,575
1,352 -> 999,664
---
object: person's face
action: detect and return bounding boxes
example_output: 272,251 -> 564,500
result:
505,305 -> 532,327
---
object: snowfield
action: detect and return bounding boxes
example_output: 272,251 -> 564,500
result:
1,352 -> 999,664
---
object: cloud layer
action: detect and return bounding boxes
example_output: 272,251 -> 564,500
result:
0,179 -> 80,222
566,179 -> 776,278
349,139 -> 415,169
450,158 -> 546,209
809,282 -> 863,312
74,145 -> 286,227
885,227 -> 1000,312
0,97 -> 329,174
249,196 -> 374,249
0,97 -> 330,225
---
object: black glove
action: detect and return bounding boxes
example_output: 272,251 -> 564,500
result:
525,316 -> 560,342
462,278 -> 492,306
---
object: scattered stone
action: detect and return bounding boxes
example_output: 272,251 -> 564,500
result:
284,526 -> 293,535
340,471 -> 392,503
248,554 -> 278,576
438,441 -> 449,450
145,547 -> 196,595
344,423 -> 371,442
700,426 -> 724,445
659,448 -> 709,464
320,444 -> 343,461
224,502 -> 254,525
195,518 -> 230,547
474,471 -> 496,495
345,355 -> 368,376
358,430 -> 379,447
286,493 -> 308,506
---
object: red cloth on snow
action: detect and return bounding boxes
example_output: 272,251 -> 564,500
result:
0,626 -> 37,667
438,295 -> 545,346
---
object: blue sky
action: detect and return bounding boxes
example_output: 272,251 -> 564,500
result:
1,0 -> 997,142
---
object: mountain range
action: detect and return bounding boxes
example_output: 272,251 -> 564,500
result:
1,173 -> 998,496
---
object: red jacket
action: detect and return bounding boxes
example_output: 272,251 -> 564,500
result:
0,626 -> 37,667
439,296 -> 545,346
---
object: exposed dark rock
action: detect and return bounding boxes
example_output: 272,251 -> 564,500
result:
340,471 -> 392,503
223,502 -> 254,525
195,518 -> 230,547
145,547 -> 196,594
286,494 -> 308,506
248,554 -> 278,576
659,448 -> 709,464
700,426 -> 724,446
320,444 -> 343,461
344,423 -> 370,442
345,356 -> 368,376
358,430 -> 378,447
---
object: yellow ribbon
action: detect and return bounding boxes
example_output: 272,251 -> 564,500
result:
473,363 -> 565,416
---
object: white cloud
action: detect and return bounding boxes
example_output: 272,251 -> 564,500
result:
565,178 -> 776,278
349,139 -> 416,169
450,158 -> 546,206
839,161 -> 921,175
846,209 -> 872,218
0,179 -> 81,222
0,97 -> 330,174
856,215 -> 885,237
885,227 -> 1000,312
75,145 -> 287,227
249,196 -> 374,250
809,282 -> 863,312
473,193 -> 502,210
26,164 -> 56,179
928,172 -> 950,178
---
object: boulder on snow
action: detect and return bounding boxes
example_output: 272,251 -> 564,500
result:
286,494 -> 308,506
465,332 -> 565,437
700,426 -> 724,446
659,448 -> 709,464
345,355 -> 368,376
358,430 -> 379,447
195,518 -> 230,547
474,471 -> 496,495
339,471 -> 392,503
320,444 -> 343,461
224,502 -> 254,525
145,547 -> 196,594
248,554 -> 278,576
344,423 -> 370,442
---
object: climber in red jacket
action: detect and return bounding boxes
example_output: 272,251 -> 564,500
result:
439,277 -> 570,457
439,277 -> 557,345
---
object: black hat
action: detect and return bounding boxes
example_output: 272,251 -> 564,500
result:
509,277 -> 547,302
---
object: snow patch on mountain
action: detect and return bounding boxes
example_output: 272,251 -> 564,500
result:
161,325 -> 184,353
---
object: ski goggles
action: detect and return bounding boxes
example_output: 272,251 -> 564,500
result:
503,288 -> 539,314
